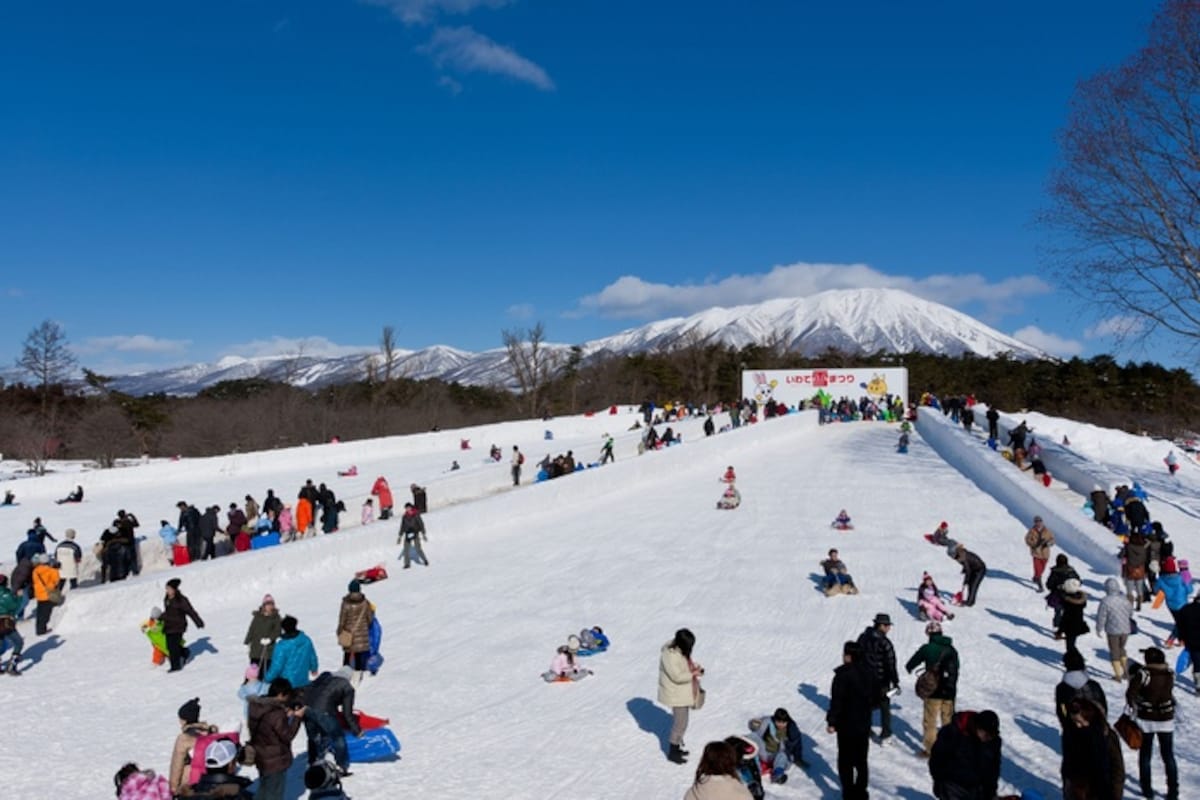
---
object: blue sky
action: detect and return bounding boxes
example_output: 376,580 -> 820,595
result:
0,1 -> 1167,374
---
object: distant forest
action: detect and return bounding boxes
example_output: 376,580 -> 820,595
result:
0,347 -> 1197,468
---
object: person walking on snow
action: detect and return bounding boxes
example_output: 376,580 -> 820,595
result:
600,434 -> 615,464
905,621 -> 959,758
244,594 -> 282,674
54,529 -> 82,590
856,613 -> 899,745
1024,515 -> 1054,592
1095,577 -> 1133,681
928,710 -> 1002,800
826,641 -> 876,800
162,578 -> 204,672
397,503 -> 428,568
31,554 -> 61,636
511,445 -> 524,486
1127,647 -> 1179,800
1055,578 -> 1090,656
0,574 -> 24,675
338,580 -> 374,682
985,407 -> 999,441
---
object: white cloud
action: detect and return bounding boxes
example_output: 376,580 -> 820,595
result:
575,262 -> 1052,319
76,334 -> 192,355
437,74 -> 464,94
361,0 -> 513,25
420,25 -> 554,91
1084,315 -> 1147,340
506,302 -> 535,320
1011,325 -> 1084,358
221,336 -> 372,359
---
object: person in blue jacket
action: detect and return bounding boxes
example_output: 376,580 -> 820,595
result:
1159,557 -> 1193,647
14,531 -> 43,564
264,615 -> 319,689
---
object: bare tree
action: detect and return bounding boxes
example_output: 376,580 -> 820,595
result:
380,325 -> 399,383
501,322 -> 562,416
1044,0 -> 1200,350
17,320 -> 77,418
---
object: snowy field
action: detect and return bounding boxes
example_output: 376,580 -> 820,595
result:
0,406 -> 1197,799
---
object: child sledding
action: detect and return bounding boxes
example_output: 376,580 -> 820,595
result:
925,521 -> 953,547
897,431 -> 910,453
831,510 -> 853,530
541,643 -> 593,682
575,626 -> 610,656
717,484 -> 742,510
916,572 -> 955,622
820,549 -> 858,596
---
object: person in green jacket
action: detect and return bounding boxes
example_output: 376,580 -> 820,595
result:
0,574 -> 24,675
905,621 -> 960,757
244,594 -> 282,674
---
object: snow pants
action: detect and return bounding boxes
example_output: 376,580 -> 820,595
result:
305,708 -> 349,771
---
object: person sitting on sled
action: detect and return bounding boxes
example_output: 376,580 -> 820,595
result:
897,431 -> 910,452
2,490 -> 13,506
928,521 -> 952,547
542,645 -> 592,682
717,483 -> 742,510
917,573 -> 955,622
820,549 -> 858,596
831,510 -> 853,530
579,626 -> 609,652
721,466 -> 737,483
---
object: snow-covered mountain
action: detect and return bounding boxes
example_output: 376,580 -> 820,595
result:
104,288 -> 1049,395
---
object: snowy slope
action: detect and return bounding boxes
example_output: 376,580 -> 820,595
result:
102,288 -> 1050,396
0,411 -> 1195,799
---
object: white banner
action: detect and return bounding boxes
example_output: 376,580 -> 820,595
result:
741,367 -> 909,408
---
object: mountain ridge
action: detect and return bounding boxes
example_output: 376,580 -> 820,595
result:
101,288 -> 1049,396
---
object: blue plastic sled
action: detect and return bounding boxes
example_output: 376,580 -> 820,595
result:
1178,649 -> 1192,674
251,532 -> 281,550
347,727 -> 401,763
576,646 -> 608,657
367,617 -> 383,675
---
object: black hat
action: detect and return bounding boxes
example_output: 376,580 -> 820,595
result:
1142,647 -> 1166,665
178,697 -> 201,724
873,613 -> 893,626
280,615 -> 298,635
348,579 -> 361,594
166,578 -> 182,590
843,641 -> 862,658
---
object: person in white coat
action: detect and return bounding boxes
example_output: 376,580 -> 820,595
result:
1096,577 -> 1134,681
54,529 -> 82,590
659,628 -> 703,764
683,741 -> 752,800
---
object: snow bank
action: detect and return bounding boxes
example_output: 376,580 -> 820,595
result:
916,410 -> 1118,574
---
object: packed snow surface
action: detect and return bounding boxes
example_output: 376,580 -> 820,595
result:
0,406 -> 1195,799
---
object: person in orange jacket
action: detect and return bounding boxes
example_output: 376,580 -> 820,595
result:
31,554 -> 61,635
371,477 -> 394,520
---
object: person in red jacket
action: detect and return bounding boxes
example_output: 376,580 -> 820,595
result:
371,477 -> 394,520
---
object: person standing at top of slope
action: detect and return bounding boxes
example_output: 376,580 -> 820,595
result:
659,628 -> 704,765
176,501 -> 201,561
826,641 -> 876,800
1024,515 -> 1054,592
370,477 -> 393,520
985,406 -> 1000,441
856,614 -> 899,745
951,544 -> 987,607
410,483 -> 427,514
162,578 -> 204,672
511,446 -> 524,487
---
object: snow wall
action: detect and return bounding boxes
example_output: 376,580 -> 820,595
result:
915,409 -> 1119,575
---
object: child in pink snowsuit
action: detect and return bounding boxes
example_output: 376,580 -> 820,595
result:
918,584 -> 954,622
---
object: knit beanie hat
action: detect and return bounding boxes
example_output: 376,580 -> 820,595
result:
280,615 -> 298,636
178,697 -> 201,724
245,664 -> 260,681
261,594 -> 275,606
348,579 -> 361,594
150,606 -> 163,619
64,528 -> 76,540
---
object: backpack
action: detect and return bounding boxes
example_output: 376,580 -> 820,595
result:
518,453 -> 525,465
915,650 -> 950,700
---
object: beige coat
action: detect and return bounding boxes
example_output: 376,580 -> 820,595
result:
658,643 -> 695,708
683,775 -> 753,800
337,593 -> 374,654
1025,524 -> 1055,559
168,721 -> 217,794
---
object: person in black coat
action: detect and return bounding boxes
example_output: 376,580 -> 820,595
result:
263,489 -> 283,517
177,502 -> 202,561
952,544 -> 987,606
162,578 -> 205,672
1176,595 -> 1200,688
198,506 -> 221,560
928,710 -> 1002,800
985,407 -> 999,441
1054,649 -> 1108,727
303,666 -> 361,774
856,613 -> 899,743
410,484 -> 428,514
827,641 -> 878,800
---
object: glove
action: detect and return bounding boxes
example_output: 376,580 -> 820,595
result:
260,638 -> 272,646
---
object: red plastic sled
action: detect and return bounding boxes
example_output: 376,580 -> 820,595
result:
173,544 -> 191,566
338,710 -> 390,731
355,565 -> 389,584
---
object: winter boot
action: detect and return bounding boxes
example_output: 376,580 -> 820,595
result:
1034,575 -> 1044,592
6,654 -> 21,676
1111,660 -> 1124,681
667,744 -> 688,764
